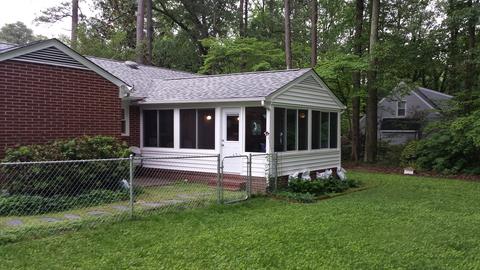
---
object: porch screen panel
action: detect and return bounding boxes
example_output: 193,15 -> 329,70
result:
329,112 -> 338,148
286,109 -> 297,151
143,110 -> 158,147
158,110 -> 174,147
245,107 -> 266,152
320,112 -> 329,148
274,108 -> 286,152
311,111 -> 320,149
180,109 -> 196,148
197,109 -> 215,149
298,110 -> 308,150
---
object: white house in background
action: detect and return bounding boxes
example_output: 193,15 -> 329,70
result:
361,83 -> 453,145
0,39 -> 345,191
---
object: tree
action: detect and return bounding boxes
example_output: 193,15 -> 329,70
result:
146,0 -> 154,64
0,22 -> 37,44
351,0 -> 364,162
136,0 -> 146,64
284,0 -> 292,69
364,0 -> 379,163
71,0 -> 79,49
310,0 -> 318,67
239,0 -> 245,36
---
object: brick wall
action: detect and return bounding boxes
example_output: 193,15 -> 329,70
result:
0,60 -> 132,157
125,106 -> 140,147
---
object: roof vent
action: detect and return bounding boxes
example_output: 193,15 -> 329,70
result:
124,60 -> 139,69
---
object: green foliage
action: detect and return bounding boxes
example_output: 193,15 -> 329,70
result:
2,136 -> 131,196
199,37 -> 285,74
401,111 -> 480,174
0,21 -> 44,45
153,33 -> 202,73
0,189 -> 130,216
287,176 -> 360,196
400,140 -> 420,168
376,141 -> 406,167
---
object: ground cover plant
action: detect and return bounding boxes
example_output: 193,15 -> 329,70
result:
2,171 -> 480,269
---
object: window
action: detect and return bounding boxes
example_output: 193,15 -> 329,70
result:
226,115 -> 239,141
320,112 -> 329,148
245,107 -> 266,152
274,108 -> 286,152
329,112 -> 338,148
143,110 -> 174,147
158,110 -> 174,147
311,111 -> 339,150
121,106 -> 129,135
298,110 -> 308,150
397,101 -> 406,117
311,111 -> 320,149
180,109 -> 215,149
197,109 -> 215,149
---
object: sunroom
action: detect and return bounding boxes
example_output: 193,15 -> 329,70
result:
133,68 -> 345,180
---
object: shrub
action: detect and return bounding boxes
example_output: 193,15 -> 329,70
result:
399,111 -> 480,174
287,176 -> 360,196
1,136 -> 131,196
400,140 -> 419,168
0,189 -> 131,216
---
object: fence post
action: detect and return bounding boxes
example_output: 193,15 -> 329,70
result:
129,154 -> 134,219
274,153 -> 278,192
247,154 -> 252,197
216,154 -> 221,204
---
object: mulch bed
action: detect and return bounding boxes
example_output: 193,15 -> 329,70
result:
343,162 -> 480,182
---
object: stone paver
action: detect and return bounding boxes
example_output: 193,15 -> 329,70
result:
64,214 -> 81,220
40,217 -> 62,223
87,211 -> 111,216
111,205 -> 129,211
6,219 -> 23,227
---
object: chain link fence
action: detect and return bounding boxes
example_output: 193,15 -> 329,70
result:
0,154 -> 277,241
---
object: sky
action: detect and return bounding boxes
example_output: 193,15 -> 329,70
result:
0,0 -> 94,38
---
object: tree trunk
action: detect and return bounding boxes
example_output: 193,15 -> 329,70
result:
71,0 -> 78,49
239,0 -> 245,36
364,0 -> 379,163
351,0 -> 364,163
136,0 -> 145,64
146,0 -> 153,65
464,0 -> 477,113
284,0 -> 292,69
310,0 -> 318,67
244,0 -> 249,35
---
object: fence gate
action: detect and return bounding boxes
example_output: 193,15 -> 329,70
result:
220,155 -> 251,203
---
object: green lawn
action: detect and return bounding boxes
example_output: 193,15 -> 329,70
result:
1,171 -> 480,269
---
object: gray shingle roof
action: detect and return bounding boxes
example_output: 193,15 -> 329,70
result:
87,56 -> 197,95
141,68 -> 312,103
0,42 -> 17,52
416,87 -> 452,110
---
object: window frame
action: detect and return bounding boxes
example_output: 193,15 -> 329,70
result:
397,101 -> 407,117
142,109 -> 174,148
180,108 -> 216,150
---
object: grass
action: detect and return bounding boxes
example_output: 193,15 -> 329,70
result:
2,171 -> 480,269
0,182 -> 245,238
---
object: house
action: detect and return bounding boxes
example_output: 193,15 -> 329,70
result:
362,83 -> 453,145
0,39 -> 345,192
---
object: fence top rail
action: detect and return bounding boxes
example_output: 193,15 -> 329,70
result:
0,157 -> 130,166
137,154 -> 220,161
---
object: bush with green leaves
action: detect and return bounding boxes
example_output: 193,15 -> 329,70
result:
1,136 -> 131,196
287,176 -> 360,196
273,191 -> 316,203
400,111 -> 480,174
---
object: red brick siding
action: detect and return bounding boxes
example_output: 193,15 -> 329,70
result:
0,60 -> 129,157
125,105 -> 140,147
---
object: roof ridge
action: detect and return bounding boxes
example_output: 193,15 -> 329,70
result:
163,68 -> 311,81
86,55 -> 195,75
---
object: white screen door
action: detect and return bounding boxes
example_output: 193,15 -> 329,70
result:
222,108 -> 241,173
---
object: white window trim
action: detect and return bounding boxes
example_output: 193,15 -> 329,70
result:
396,101 -> 407,117
121,104 -> 130,136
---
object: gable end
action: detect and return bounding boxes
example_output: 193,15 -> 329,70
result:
12,46 -> 88,70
